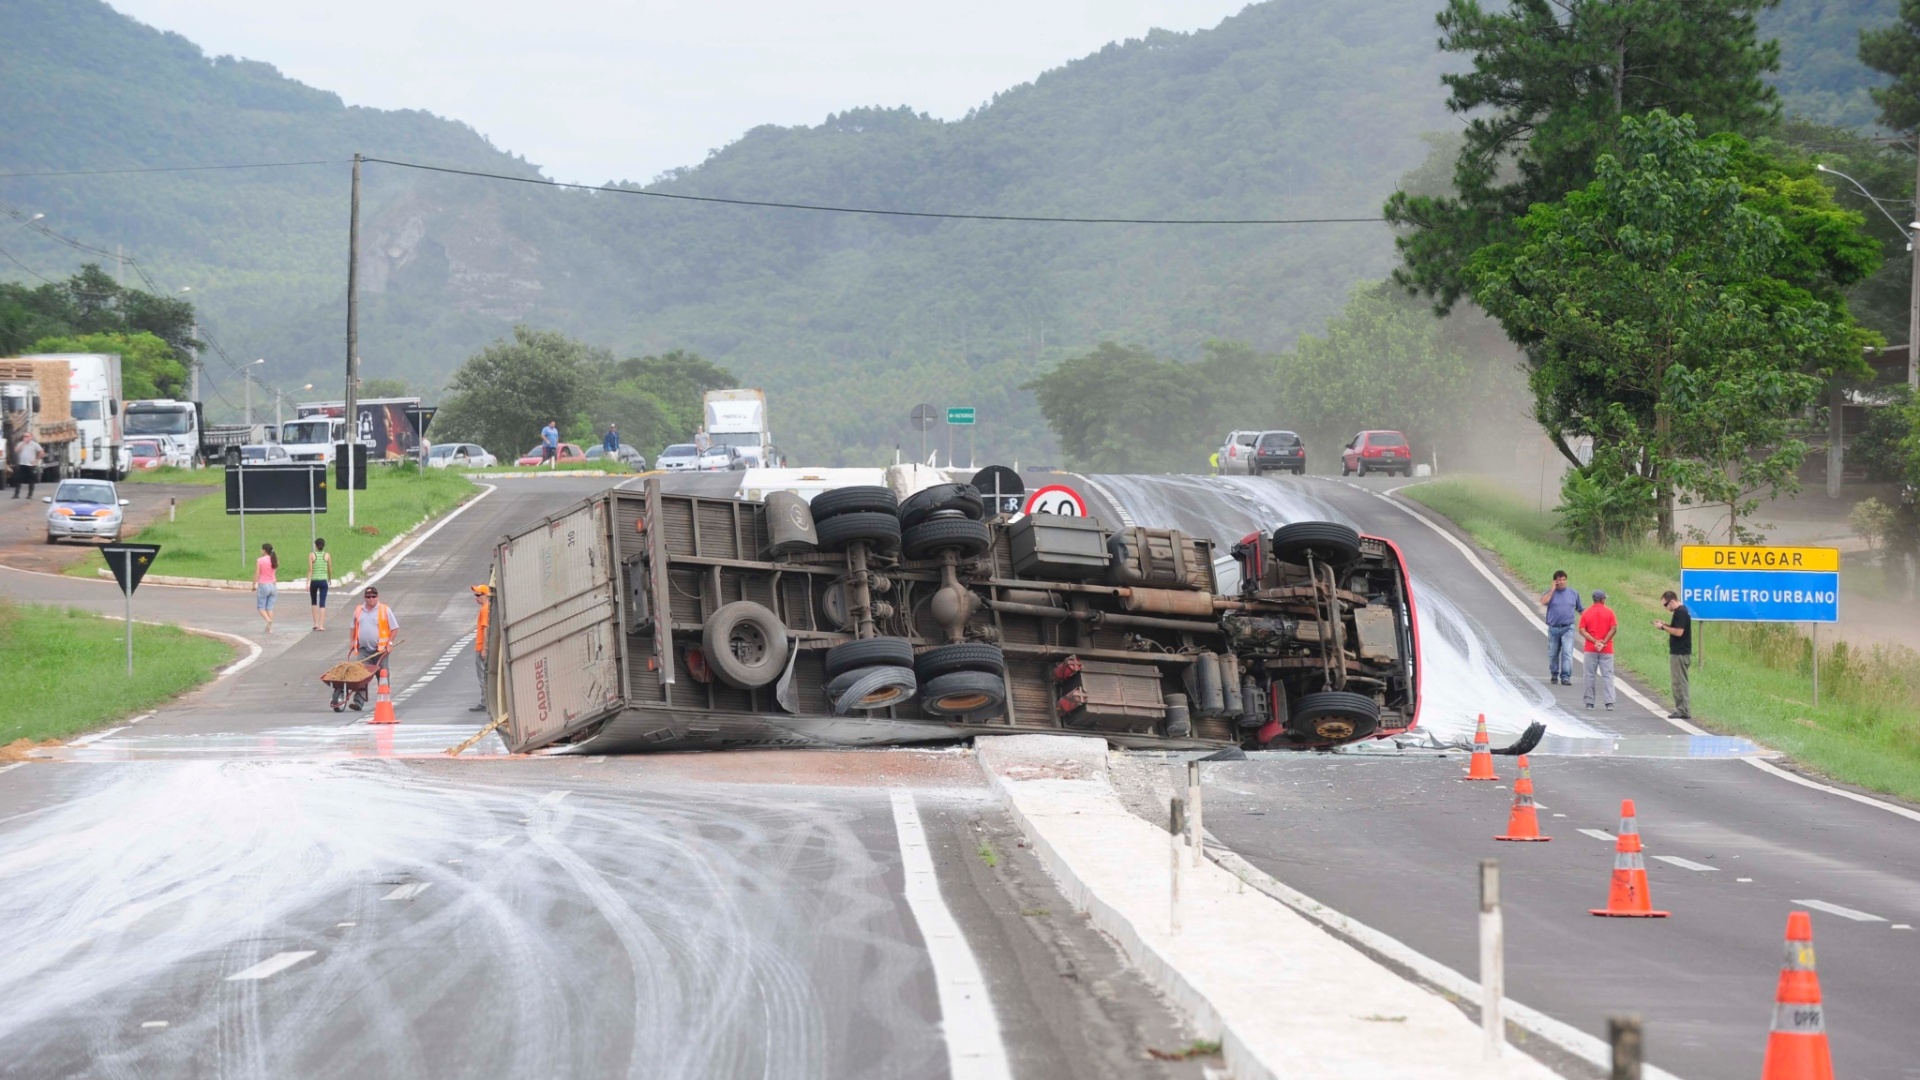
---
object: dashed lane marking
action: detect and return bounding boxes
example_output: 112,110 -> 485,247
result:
382,883 -> 433,901
1793,899 -> 1886,923
68,726 -> 126,746
1577,829 -> 1615,842
1651,855 -> 1719,872
140,1021 -> 167,1029
226,951 -> 317,981
393,633 -> 475,704
890,789 -> 1012,1080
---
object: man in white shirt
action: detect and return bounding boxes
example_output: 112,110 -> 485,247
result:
10,434 -> 43,500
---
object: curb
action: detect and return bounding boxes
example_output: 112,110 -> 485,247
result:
462,470 -> 615,480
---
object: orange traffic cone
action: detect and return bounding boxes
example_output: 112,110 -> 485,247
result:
369,664 -> 400,725
1590,799 -> 1668,917
1495,755 -> 1551,841
1465,714 -> 1497,780
1762,911 -> 1834,1080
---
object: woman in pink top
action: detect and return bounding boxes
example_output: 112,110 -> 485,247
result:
255,542 -> 279,633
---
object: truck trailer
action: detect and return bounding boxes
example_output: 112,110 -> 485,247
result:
482,477 -> 1422,755
1,359 -> 79,484
21,353 -> 124,480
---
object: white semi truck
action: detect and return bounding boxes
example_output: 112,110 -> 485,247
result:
701,388 -> 780,467
21,353 -> 125,479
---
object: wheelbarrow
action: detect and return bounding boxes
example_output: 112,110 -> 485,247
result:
320,654 -> 387,713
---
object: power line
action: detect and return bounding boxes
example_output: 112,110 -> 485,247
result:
0,160 -> 343,179
363,157 -> 1385,225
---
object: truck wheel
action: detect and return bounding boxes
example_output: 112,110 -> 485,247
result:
915,642 -> 1004,681
902,517 -> 991,559
823,636 -> 915,680
701,601 -> 791,689
920,670 -> 1006,716
900,483 -> 985,529
817,512 -> 902,552
1271,521 -> 1361,570
1290,690 -> 1381,742
828,665 -> 917,713
811,485 -> 899,521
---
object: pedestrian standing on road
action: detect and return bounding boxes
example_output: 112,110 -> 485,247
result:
540,420 -> 559,467
1538,570 -> 1583,686
1654,589 -> 1693,719
10,433 -> 43,500
255,542 -> 279,634
602,424 -> 619,456
1578,589 -> 1617,709
470,584 -> 491,712
341,587 -> 398,711
308,537 -> 333,632
693,426 -> 711,454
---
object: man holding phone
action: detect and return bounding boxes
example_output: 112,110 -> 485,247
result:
1653,590 -> 1693,719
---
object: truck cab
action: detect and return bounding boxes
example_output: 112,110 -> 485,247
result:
122,400 -> 202,468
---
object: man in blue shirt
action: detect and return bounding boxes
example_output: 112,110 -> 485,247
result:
602,424 -> 620,456
1538,569 -> 1583,685
539,420 -> 559,467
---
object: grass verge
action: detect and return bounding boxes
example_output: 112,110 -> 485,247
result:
0,599 -> 233,746
66,466 -> 477,582
1403,477 -> 1920,802
118,466 -> 221,486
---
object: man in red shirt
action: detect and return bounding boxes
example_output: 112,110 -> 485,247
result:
1577,589 -> 1617,709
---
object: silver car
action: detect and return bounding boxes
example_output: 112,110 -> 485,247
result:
427,442 -> 498,469
45,479 -> 128,544
1216,430 -> 1260,475
657,443 -> 701,471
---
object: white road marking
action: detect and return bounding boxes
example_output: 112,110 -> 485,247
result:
0,763 -> 23,778
1651,855 -> 1719,872
67,727 -> 126,746
540,790 -> 572,806
394,633 -> 475,703
1380,480 -> 1920,825
1793,899 -> 1886,922
140,1021 -> 167,1029
354,483 -> 497,594
1737,878 -> 1754,883
382,883 -> 433,901
1893,924 -> 1913,930
1551,813 -> 1567,818
889,789 -> 1012,1080
336,922 -> 357,928
1578,829 -> 1615,842
226,950 -> 317,981
127,712 -> 153,725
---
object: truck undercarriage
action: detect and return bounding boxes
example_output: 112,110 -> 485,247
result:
487,478 -> 1421,755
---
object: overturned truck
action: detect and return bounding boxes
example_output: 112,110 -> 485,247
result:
485,479 -> 1421,754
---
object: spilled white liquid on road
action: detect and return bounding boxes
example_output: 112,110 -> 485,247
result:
1087,473 -> 1603,741
0,760 -> 942,1079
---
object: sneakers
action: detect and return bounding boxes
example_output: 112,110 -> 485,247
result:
1605,703 -> 1614,710
1669,712 -> 1691,720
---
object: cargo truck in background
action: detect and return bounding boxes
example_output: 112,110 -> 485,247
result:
295,397 -> 427,462
279,415 -> 345,464
25,353 -> 126,480
481,475 -> 1426,756
122,399 -> 201,467
701,388 -> 782,468
1,358 -> 78,484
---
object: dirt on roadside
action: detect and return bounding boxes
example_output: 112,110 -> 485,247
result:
0,482 -> 209,575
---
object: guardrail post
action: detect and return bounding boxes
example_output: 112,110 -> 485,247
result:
1187,758 -> 1203,866
1169,796 -> 1185,936
1480,858 -> 1503,1059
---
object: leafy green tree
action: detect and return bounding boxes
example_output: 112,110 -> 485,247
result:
1471,112 -> 1855,546
1861,1 -> 1920,133
598,350 -> 737,454
432,326 -> 609,457
1024,342 -> 1279,474
1386,0 -> 1781,312
1,265 -> 200,364
1275,282 -> 1471,453
357,377 -> 411,398
28,331 -> 187,399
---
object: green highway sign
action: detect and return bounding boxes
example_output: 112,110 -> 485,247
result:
947,407 -> 976,425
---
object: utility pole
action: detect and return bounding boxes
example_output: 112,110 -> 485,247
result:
346,153 -> 361,528
1910,146 -> 1918,389
189,322 -> 200,401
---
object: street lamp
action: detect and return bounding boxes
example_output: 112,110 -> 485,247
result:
244,358 -> 265,427
9,213 -> 45,229
1815,162 -> 1919,391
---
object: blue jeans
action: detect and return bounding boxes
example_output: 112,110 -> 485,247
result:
1547,624 -> 1575,681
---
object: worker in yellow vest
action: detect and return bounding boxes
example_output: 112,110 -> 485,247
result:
470,584 -> 491,712
340,586 -> 399,711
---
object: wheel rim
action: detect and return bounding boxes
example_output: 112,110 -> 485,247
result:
1311,717 -> 1356,740
935,691 -> 995,711
727,623 -> 767,665
857,685 -> 910,707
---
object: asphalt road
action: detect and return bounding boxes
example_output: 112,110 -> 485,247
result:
0,475 -> 1207,1080
1085,472 -> 1920,1080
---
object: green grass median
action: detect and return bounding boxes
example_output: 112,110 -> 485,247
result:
0,599 -> 234,746
1403,477 -> 1920,802
119,466 -> 221,486
67,466 -> 478,582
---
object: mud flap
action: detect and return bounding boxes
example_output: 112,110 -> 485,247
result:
773,643 -> 801,713
1491,721 -> 1546,756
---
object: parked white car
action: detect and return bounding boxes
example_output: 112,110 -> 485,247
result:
1215,430 -> 1260,475
428,442 -> 498,469
45,479 -> 128,544
657,443 -> 701,471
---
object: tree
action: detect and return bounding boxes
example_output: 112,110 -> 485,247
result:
28,332 -> 188,400
1861,1 -> 1920,133
1386,0 -> 1781,311
358,377 -> 411,398
0,265 -> 200,363
1471,111 -> 1855,546
1275,282 -> 1472,453
432,327 -> 609,456
1024,341 -> 1278,474
599,350 -> 737,453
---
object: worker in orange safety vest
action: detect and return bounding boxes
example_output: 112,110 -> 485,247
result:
339,586 -> 399,711
470,584 -> 491,712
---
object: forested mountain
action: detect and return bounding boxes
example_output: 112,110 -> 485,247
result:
0,0 -> 1900,463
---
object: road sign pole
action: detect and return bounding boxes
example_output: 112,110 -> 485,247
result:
124,583 -> 132,676
238,464 -> 247,573
947,423 -> 953,471
1812,623 -> 1819,708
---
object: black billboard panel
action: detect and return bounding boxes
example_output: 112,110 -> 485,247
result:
226,464 -> 328,514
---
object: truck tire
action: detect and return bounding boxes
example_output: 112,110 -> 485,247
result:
823,636 -> 915,680
817,512 -> 902,552
914,642 -> 1004,681
902,517 -> 991,559
900,483 -> 985,529
828,665 -> 917,713
1289,690 -> 1381,742
1271,521 -> 1361,570
920,670 -> 1006,717
811,485 -> 899,521
701,601 -> 791,689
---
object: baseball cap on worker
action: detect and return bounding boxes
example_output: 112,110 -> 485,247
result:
471,584 -> 490,596
364,586 -> 379,599
1591,589 -> 1607,601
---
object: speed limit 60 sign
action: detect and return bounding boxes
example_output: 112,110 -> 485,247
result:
1024,484 -> 1088,517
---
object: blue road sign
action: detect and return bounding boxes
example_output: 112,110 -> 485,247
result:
1679,569 -> 1839,623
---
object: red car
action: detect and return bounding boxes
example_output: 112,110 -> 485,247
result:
127,440 -> 166,470
516,443 -> 588,467
1341,430 -> 1413,477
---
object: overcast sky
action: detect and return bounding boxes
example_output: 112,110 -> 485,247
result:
109,0 -> 1253,186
